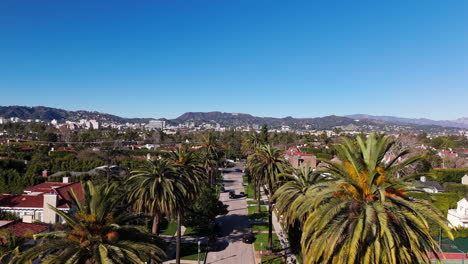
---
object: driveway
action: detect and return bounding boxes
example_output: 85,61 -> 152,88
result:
206,163 -> 255,264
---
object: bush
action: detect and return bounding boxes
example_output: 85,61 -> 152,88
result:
443,183 -> 468,197
433,169 -> 468,183
408,192 -> 461,215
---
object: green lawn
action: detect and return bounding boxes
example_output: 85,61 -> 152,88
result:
160,221 -> 177,236
247,200 -> 265,205
248,206 -> 268,220
180,243 -> 207,260
251,223 -> 269,231
262,256 -> 285,264
243,176 -> 250,183
246,183 -> 255,198
183,227 -> 211,237
254,233 -> 282,252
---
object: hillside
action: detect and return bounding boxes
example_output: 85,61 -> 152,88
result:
347,114 -> 468,129
0,106 -> 464,131
0,106 -> 153,123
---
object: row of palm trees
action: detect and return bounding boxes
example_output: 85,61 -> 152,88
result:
2,140 -> 224,264
246,132 -> 453,264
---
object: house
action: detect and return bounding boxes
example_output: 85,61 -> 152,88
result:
284,147 -> 317,169
415,176 -> 445,193
438,150 -> 458,158
0,178 -> 83,224
448,198 -> 468,228
462,174 -> 468,185
0,220 -> 49,237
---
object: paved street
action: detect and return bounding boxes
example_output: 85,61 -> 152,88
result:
206,163 -> 256,264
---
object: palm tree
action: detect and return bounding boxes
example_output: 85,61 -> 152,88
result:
0,230 -> 25,263
248,145 -> 289,250
243,132 -> 262,201
298,133 -> 452,264
241,132 -> 262,157
13,181 -> 165,263
126,159 -> 188,236
200,134 -> 222,185
273,165 -> 326,227
168,147 -> 204,264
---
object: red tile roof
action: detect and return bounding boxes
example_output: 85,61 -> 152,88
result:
2,222 -> 49,237
0,182 -> 83,209
160,147 -> 177,151
284,147 -> 316,157
56,147 -> 75,152
21,146 -> 33,151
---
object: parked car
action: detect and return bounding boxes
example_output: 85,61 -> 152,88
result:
234,169 -> 242,172
242,233 -> 255,244
229,190 -> 236,198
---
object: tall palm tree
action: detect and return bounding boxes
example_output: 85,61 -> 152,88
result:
200,134 -> 222,185
241,132 -> 262,157
243,132 -> 262,201
168,147 -> 204,264
298,133 -> 452,264
273,165 -> 326,227
127,159 -> 188,236
13,182 -> 165,263
248,145 -> 289,250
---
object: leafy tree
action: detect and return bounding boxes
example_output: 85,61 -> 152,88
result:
183,185 -> 228,230
14,182 -> 165,263
39,132 -> 58,142
260,124 -> 269,144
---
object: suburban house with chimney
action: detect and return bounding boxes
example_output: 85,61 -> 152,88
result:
0,177 -> 83,224
448,198 -> 468,228
284,147 -> 317,169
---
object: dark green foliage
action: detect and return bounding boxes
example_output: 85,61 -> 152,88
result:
0,211 -> 20,221
0,159 -> 26,172
260,124 -> 269,144
39,132 -> 58,142
408,191 -> 461,215
182,186 -> 228,230
443,183 -> 468,197
0,169 -> 42,194
433,169 -> 468,183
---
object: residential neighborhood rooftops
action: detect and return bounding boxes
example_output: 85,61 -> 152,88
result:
0,181 -> 83,209
0,221 -> 49,237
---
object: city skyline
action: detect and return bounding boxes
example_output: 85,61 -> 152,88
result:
1,0 -> 467,120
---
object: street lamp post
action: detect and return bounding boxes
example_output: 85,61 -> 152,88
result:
260,242 -> 263,263
198,241 -> 201,264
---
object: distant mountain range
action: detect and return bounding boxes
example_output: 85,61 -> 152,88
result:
0,106 -> 153,123
0,106 -> 466,131
346,114 -> 468,129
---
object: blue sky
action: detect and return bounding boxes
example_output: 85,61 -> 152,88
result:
0,0 -> 467,120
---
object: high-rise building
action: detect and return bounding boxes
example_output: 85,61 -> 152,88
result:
147,120 -> 166,130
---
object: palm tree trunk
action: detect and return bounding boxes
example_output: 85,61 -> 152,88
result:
257,181 -> 261,213
253,178 -> 257,200
151,214 -> 160,264
268,202 -> 273,250
176,212 -> 182,264
152,214 -> 160,235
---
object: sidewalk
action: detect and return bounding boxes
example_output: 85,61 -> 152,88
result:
257,187 -> 298,264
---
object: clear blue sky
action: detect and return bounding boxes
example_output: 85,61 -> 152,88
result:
0,0 -> 467,120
